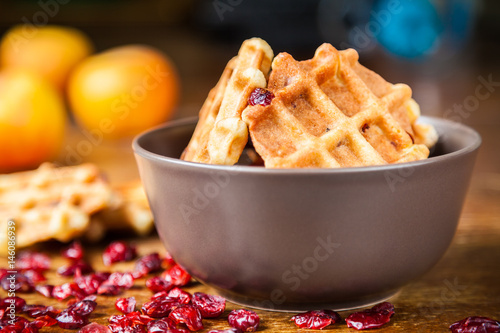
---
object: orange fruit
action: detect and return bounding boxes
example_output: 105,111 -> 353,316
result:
0,69 -> 66,172
67,45 -> 180,139
0,25 -> 93,90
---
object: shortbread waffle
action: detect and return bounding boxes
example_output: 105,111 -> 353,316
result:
181,37 -> 273,165
242,45 -> 430,168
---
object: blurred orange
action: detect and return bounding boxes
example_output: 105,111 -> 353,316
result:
0,69 -> 66,172
0,25 -> 93,90
68,45 -> 180,139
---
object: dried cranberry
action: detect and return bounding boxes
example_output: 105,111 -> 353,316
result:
103,241 -> 138,266
346,302 -> 395,330
248,88 -> 275,106
21,270 -> 46,283
108,324 -> 147,333
147,317 -> 176,332
192,292 -> 226,318
163,252 -> 176,267
31,315 -> 58,329
62,241 -> 84,261
167,288 -> 192,304
161,264 -> 191,287
228,309 -> 260,332
68,300 -> 97,317
207,329 -> 242,333
115,297 -> 136,314
34,284 -> 54,298
291,309 -> 342,329
142,298 -> 180,318
75,273 -> 107,295
109,311 -> 153,328
97,283 -> 122,296
0,268 -> 8,280
105,272 -> 135,289
57,260 -> 93,277
56,310 -> 89,329
0,273 -> 34,293
168,304 -> 203,331
22,304 -> 51,318
146,277 -> 172,293
52,282 -> 86,300
133,253 -> 163,278
22,324 -> 39,333
16,251 -> 51,272
79,322 -> 112,333
0,297 -> 26,311
449,316 -> 500,333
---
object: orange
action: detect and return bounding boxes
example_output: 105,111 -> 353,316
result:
67,45 -> 180,139
0,69 -> 66,172
0,24 -> 93,90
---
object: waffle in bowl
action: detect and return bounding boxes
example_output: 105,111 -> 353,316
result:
242,44 -> 431,168
181,37 -> 274,165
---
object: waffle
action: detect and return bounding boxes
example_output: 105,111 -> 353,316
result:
181,37 -> 273,165
242,44 -> 430,168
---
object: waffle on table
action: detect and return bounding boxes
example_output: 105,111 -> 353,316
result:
0,163 -> 153,254
181,37 -> 274,165
242,44 -> 432,168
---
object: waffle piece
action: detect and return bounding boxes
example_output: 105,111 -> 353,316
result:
0,163 -> 118,254
242,45 -> 430,168
181,37 -> 273,165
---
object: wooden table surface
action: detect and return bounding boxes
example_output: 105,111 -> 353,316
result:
2,29 -> 500,332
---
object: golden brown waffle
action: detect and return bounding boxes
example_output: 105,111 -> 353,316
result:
242,44 -> 430,168
181,37 -> 273,165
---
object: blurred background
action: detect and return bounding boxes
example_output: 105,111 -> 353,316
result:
0,0 -> 498,176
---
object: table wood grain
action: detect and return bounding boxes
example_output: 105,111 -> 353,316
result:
2,29 -> 500,333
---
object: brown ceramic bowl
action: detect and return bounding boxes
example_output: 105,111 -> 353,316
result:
133,116 -> 481,312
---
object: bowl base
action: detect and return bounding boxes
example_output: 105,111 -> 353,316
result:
217,289 -> 401,312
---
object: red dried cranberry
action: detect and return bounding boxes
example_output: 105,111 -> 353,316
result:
57,260 -> 93,277
207,329 -> 242,333
0,273 -> 34,293
163,252 -> 176,267
133,253 -> 163,278
62,241 -> 84,261
146,277 -> 172,293
68,299 -> 97,316
97,283 -> 122,296
346,302 -> 395,330
167,288 -> 192,304
161,264 -> 191,287
105,272 -> 135,289
115,297 -> 136,314
103,241 -> 138,266
31,315 -> 58,329
168,304 -> 203,331
108,325 -> 147,333
52,282 -> 86,300
22,304 -> 50,318
0,297 -> 26,311
79,322 -> 112,333
142,298 -> 180,318
291,309 -> 342,329
16,251 -> 51,272
248,88 -> 275,106
75,273 -> 107,295
109,311 -> 153,327
228,309 -> 260,332
192,292 -> 226,318
22,323 -> 39,333
449,316 -> 500,333
56,310 -> 89,329
146,317 -> 176,332
34,284 -> 54,298
0,268 -> 8,280
21,270 -> 46,283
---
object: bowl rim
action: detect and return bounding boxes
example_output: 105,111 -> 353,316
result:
132,116 -> 482,175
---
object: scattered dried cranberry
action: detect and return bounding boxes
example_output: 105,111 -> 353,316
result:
35,284 -> 54,298
22,269 -> 46,283
68,300 -> 97,317
291,309 -> 342,329
22,304 -> 56,318
0,297 -> 26,311
52,282 -> 86,301
62,241 -> 84,261
105,272 -> 135,289
115,297 -> 136,314
142,297 -> 180,318
161,264 -> 191,287
57,260 -> 94,277
97,283 -> 122,296
169,304 -> 204,331
167,288 -> 192,304
16,251 -> 51,272
0,273 -> 34,293
163,252 -> 176,267
228,309 -> 260,332
449,316 -> 500,333
207,329 -> 242,333
56,310 -> 89,329
192,292 -> 226,318
31,315 -> 58,328
346,302 -> 395,330
147,317 -> 176,332
108,311 -> 153,333
79,322 -> 112,333
248,88 -> 275,106
103,241 -> 138,266
133,253 -> 163,278
75,273 -> 108,295
0,268 -> 8,280
146,277 -> 172,293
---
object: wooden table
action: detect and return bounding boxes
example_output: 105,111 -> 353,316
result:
2,29 -> 500,333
